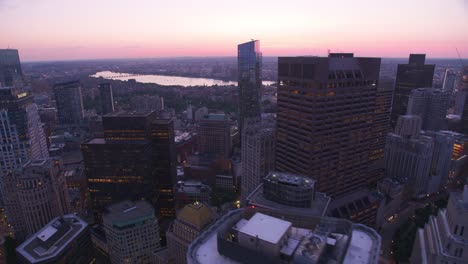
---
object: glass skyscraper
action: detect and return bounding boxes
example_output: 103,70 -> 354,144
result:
237,40 -> 262,135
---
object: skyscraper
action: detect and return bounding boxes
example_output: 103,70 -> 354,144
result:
0,49 -> 23,87
390,54 -> 435,127
16,214 -> 93,264
82,111 -> 176,222
276,53 -> 384,197
410,185 -> 468,263
3,159 -> 69,241
407,88 -> 450,131
384,115 -> 454,197
442,68 -> 456,94
197,113 -> 231,158
98,83 -> 114,115
460,67 -> 468,133
53,81 -> 84,126
237,40 -> 262,135
240,116 -> 275,203
103,200 -> 161,264
0,87 -> 49,210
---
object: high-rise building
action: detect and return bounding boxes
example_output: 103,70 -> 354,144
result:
0,49 -> 23,87
103,200 -> 161,264
3,159 -> 69,241
410,185 -> 468,264
240,116 -> 275,203
391,54 -> 435,127
16,214 -> 92,264
276,53 -> 384,197
407,88 -> 450,131
0,87 -> 49,175
460,67 -> 468,133
53,81 -> 84,126
187,209 -> 381,264
197,113 -> 231,158
237,40 -> 262,135
166,202 -> 214,264
98,83 -> 114,115
442,68 -> 456,94
384,115 -> 454,197
82,111 -> 176,222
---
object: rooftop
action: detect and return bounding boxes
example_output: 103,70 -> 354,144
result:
104,110 -> 155,118
16,215 -> 88,264
187,208 -> 381,264
265,171 -> 315,189
237,213 -> 291,244
103,200 -> 155,228
246,183 -> 330,217
178,202 -> 213,230
202,113 -> 227,121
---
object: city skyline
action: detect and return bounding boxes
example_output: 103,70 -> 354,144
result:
1,0 -> 468,61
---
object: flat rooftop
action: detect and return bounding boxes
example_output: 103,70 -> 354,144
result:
237,213 -> 292,244
16,215 -> 88,264
103,200 -> 155,228
104,110 -> 155,118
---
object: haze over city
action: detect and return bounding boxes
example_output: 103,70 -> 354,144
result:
1,0 -> 468,61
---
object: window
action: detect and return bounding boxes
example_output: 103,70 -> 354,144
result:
460,226 -> 464,236
454,225 -> 458,235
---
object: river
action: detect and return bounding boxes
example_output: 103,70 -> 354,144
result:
91,71 -> 276,87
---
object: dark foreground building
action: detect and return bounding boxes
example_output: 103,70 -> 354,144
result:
82,111 -> 176,223
276,53 -> 387,197
390,54 -> 435,127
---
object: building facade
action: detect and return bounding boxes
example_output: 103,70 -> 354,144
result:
407,88 -> 450,131
0,49 -> 23,87
103,201 -> 161,264
442,68 -> 456,94
238,40 -> 262,134
411,186 -> 468,264
390,54 -> 435,127
3,159 -> 69,241
276,53 -> 384,197
240,116 -> 275,203
98,83 -> 114,115
82,112 -> 176,223
53,81 -> 84,126
197,113 -> 231,158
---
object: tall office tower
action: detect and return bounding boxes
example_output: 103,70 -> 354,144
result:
82,111 -> 176,222
16,215 -> 93,264
152,119 -> 177,219
407,88 -> 450,131
197,113 -> 231,158
3,158 -> 69,241
411,185 -> 468,264
460,67 -> 468,133
166,202 -> 213,264
394,114 -> 422,136
390,54 -> 435,127
276,53 -> 384,197
0,87 -> 49,208
0,49 -> 23,87
53,81 -> 84,126
103,201 -> 161,264
98,83 -> 114,115
385,115 -> 453,197
442,68 -> 456,94
422,131 -> 454,193
240,116 -> 275,203
237,40 -> 262,135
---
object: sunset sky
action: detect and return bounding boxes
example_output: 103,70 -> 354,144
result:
1,0 -> 468,61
